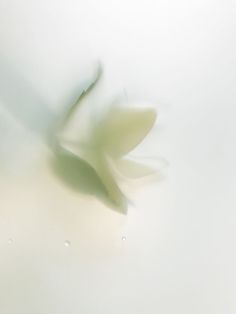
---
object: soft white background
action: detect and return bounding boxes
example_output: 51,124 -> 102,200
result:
0,0 -> 236,313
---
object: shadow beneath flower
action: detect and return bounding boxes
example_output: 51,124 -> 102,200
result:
50,151 -> 127,214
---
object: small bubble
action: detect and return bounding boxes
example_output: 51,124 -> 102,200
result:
122,236 -> 126,241
64,240 -> 71,247
8,238 -> 13,244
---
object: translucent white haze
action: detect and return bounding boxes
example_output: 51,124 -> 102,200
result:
0,0 -> 236,313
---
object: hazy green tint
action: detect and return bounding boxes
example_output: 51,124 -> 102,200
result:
50,64 -> 157,214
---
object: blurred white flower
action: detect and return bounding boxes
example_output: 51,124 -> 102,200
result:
51,65 -> 157,214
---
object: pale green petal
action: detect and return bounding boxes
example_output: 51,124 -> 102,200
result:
95,107 -> 157,157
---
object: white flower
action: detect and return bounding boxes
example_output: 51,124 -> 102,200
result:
51,65 -> 157,214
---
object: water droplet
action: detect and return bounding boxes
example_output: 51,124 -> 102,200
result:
8,238 -> 13,244
122,236 -> 126,241
64,240 -> 71,247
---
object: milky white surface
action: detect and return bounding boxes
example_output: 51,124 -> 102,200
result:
0,0 -> 236,313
